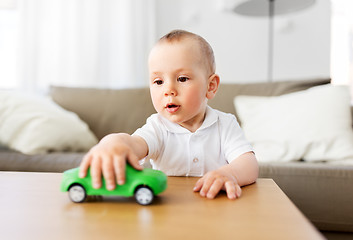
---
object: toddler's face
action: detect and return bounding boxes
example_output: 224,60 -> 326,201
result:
148,38 -> 212,132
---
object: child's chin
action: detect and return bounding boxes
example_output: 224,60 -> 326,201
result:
162,114 -> 183,123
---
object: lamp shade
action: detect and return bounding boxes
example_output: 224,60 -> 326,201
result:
234,0 -> 315,17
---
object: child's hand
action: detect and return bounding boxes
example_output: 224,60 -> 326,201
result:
79,134 -> 145,191
193,167 -> 242,200
194,152 -> 258,200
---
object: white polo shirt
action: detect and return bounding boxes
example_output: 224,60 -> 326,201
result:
133,106 -> 253,176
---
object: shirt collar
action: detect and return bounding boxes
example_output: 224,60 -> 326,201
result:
158,106 -> 219,134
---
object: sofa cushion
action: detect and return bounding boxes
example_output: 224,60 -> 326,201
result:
233,84 -> 353,163
50,86 -> 156,139
209,78 -> 331,121
0,91 -> 98,154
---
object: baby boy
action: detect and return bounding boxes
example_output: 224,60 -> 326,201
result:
79,30 -> 259,200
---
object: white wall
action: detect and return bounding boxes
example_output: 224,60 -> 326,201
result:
154,0 -> 331,83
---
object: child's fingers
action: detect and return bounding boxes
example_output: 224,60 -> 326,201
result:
127,152 -> 144,171
193,178 -> 204,192
206,179 -> 224,199
235,184 -> 242,198
224,181 -> 237,200
113,155 -> 126,185
79,154 -> 92,178
225,181 -> 242,199
91,156 -> 103,189
102,156 -> 116,190
199,177 -> 215,197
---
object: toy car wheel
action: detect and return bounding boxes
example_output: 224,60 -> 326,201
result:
135,186 -> 154,205
68,184 -> 87,203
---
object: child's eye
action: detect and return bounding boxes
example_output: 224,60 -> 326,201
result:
177,77 -> 189,82
153,79 -> 163,85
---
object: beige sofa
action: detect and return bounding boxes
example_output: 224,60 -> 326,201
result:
1,78 -> 352,239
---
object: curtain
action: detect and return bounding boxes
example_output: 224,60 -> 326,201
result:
17,0 -> 156,92
330,0 -> 353,103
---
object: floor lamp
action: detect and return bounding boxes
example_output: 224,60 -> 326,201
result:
233,0 -> 315,82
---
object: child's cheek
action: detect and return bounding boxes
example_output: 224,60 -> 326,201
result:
150,91 -> 162,112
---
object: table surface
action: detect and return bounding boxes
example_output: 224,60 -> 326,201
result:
0,171 -> 324,240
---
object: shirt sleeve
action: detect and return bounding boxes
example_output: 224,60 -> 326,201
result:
132,114 -> 165,161
221,114 -> 254,163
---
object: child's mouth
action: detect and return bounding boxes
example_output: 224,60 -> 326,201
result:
166,103 -> 180,113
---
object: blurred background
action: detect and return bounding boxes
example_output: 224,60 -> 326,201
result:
0,0 -> 352,95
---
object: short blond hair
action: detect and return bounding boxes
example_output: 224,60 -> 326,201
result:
158,29 -> 216,75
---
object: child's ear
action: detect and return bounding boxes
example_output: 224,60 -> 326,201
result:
206,74 -> 220,100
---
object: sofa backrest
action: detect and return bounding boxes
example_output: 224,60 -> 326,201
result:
51,78 -> 346,140
50,86 -> 155,139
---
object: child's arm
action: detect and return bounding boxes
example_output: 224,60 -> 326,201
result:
79,133 -> 148,190
193,152 -> 258,199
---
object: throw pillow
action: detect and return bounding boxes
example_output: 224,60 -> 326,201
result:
234,84 -> 353,163
0,91 -> 98,154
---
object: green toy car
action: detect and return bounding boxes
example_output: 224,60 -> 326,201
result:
61,165 -> 167,205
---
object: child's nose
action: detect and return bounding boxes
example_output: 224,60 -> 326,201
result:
164,83 -> 177,96
164,89 -> 176,96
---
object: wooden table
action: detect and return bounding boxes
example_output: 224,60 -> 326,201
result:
0,172 -> 324,240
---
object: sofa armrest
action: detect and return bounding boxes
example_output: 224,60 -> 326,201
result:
259,162 -> 353,232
